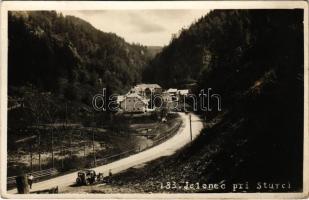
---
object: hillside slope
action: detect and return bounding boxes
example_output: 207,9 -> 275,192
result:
9,11 -> 152,101
115,9 -> 304,192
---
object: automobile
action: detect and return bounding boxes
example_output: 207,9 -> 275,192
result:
76,169 -> 103,185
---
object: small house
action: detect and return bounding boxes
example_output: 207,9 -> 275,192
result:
129,84 -> 162,98
120,93 -> 148,113
166,88 -> 178,101
161,92 -> 172,102
116,95 -> 125,104
178,89 -> 189,97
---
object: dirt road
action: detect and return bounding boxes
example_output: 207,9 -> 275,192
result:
6,112 -> 203,195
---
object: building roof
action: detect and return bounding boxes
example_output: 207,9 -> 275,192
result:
128,83 -> 162,95
166,88 -> 178,93
178,89 -> 189,95
135,83 -> 161,89
126,93 -> 141,98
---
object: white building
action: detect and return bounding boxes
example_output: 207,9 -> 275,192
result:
178,89 -> 189,97
166,88 -> 178,95
161,92 -> 172,102
119,93 -> 148,113
116,95 -> 125,104
166,88 -> 178,101
129,84 -> 162,98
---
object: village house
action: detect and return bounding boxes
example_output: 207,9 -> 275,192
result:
116,95 -> 125,104
166,88 -> 178,101
178,89 -> 189,99
161,92 -> 172,102
129,84 -> 162,98
119,93 -> 148,113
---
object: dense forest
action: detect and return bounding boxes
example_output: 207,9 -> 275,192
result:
8,11 -> 157,126
9,11 -> 153,102
120,9 -> 304,191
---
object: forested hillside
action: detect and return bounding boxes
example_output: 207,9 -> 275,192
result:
9,11 -> 152,102
143,10 -> 303,91
117,9 -> 304,192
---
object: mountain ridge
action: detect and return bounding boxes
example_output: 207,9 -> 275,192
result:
8,11 -> 152,101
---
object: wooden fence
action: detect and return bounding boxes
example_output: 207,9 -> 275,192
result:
7,120 -> 182,187
7,168 -> 58,186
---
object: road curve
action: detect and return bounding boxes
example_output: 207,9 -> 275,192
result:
7,112 -> 203,195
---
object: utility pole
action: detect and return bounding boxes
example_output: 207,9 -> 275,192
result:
189,114 -> 192,141
51,128 -> 54,168
61,139 -> 64,169
84,139 -> 86,158
65,102 -> 68,125
69,132 -> 72,157
92,130 -> 96,167
62,102 -> 67,169
29,143 -> 33,172
38,131 -> 41,170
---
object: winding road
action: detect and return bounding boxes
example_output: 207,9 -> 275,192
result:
7,112 -> 203,195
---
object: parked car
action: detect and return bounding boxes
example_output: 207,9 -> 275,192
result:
76,169 -> 103,185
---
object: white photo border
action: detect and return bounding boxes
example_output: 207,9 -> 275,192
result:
0,1 -> 308,199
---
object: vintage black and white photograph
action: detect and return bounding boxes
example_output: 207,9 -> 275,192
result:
1,1 -> 308,198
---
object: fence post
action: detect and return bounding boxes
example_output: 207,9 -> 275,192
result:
84,140 -> 86,158
92,130 -> 96,167
51,129 -> 54,168
69,132 -> 72,157
61,142 -> 64,169
38,131 -> 42,171
29,143 -> 33,172
189,114 -> 192,141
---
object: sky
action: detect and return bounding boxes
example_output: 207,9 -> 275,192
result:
61,10 -> 210,46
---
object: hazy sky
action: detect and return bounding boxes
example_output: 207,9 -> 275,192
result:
61,10 -> 210,46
